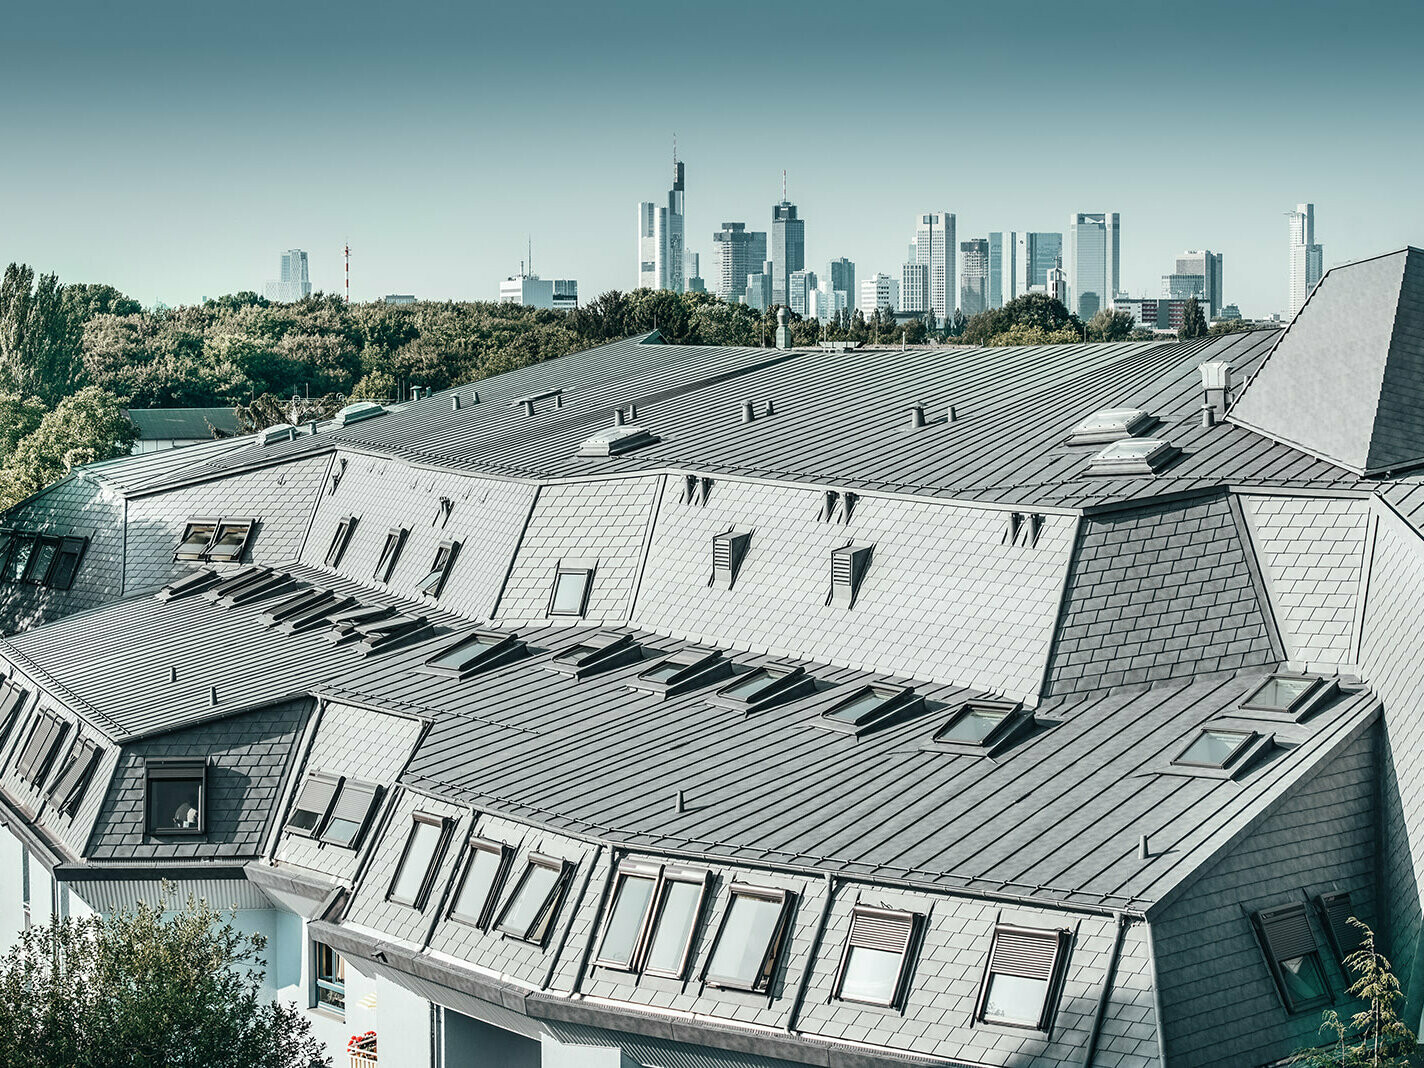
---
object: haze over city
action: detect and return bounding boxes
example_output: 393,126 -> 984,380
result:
3,0 -> 1421,316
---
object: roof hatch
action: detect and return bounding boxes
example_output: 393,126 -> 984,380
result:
1086,438 -> 1180,476
578,424 -> 660,458
1065,408 -> 1154,445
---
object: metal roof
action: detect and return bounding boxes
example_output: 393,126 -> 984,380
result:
126,407 -> 242,440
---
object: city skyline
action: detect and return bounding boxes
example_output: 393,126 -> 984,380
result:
1,1 -> 1420,316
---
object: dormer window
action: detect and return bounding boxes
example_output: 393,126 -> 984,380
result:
373,528 -> 407,582
145,758 -> 206,836
1240,673 -> 1336,722
547,632 -> 642,679
1065,407 -> 1153,445
710,530 -> 751,590
548,560 -> 595,616
325,516 -> 357,567
708,665 -> 812,712
819,684 -> 922,734
421,631 -> 525,679
416,540 -> 460,597
828,543 -> 873,609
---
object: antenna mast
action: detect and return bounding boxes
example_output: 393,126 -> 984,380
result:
344,243 -> 350,303
782,169 -> 786,201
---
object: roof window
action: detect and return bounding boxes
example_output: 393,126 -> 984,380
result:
1253,903 -> 1331,1014
828,544 -> 873,609
493,854 -> 576,946
274,592 -> 357,634
592,861 -> 709,978
15,711 -> 69,787
324,516 -> 357,568
1086,438 -> 1179,476
578,424 -> 660,457
702,884 -> 795,992
631,648 -> 730,697
1317,891 -> 1368,966
1066,407 -> 1154,445
46,737 -> 100,817
448,838 -> 513,930
1169,727 -> 1268,778
175,521 -> 218,561
318,779 -> 382,849
174,518 -> 255,563
207,568 -> 291,607
926,700 -> 1034,756
285,771 -> 342,836
349,613 -> 432,655
0,681 -> 29,751
145,757 -> 206,836
708,664 -> 813,712
13,535 -> 89,589
324,603 -> 394,636
386,813 -> 452,910
373,528 -> 407,583
834,907 -> 919,1009
819,684 -> 922,735
421,630 -> 525,679
416,539 -> 460,597
1239,673 -> 1338,722
259,587 -> 339,628
548,560 -> 595,616
595,861 -> 661,970
44,537 -> 88,591
710,530 -> 751,591
975,925 -> 1069,1030
158,569 -> 222,601
333,400 -> 385,426
4,535 -> 34,583
546,632 -> 642,680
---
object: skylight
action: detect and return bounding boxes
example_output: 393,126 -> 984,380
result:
420,630 -> 524,679
351,613 -> 431,654
1086,438 -> 1179,476
174,518 -> 256,564
206,521 -> 254,563
175,521 -> 217,561
259,587 -> 338,628
493,854 -> 575,945
15,711 -> 69,786
708,664 -> 811,711
1065,407 -> 1153,445
158,569 -> 222,601
631,648 -> 728,695
1173,728 -> 1255,769
819,684 -> 921,735
548,561 -> 595,616
387,813 -> 451,910
546,632 -> 641,679
416,540 -> 460,597
1240,674 -> 1335,721
577,425 -> 660,457
702,885 -> 795,992
834,907 -> 919,1008
333,400 -> 385,426
926,699 -> 1032,755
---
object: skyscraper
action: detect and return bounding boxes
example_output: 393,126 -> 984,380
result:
1288,204 -> 1324,316
1066,213 -> 1120,319
901,262 -> 929,315
1018,232 -> 1063,293
770,196 -> 805,308
636,155 -> 687,292
960,239 -> 990,318
859,273 -> 899,315
713,223 -> 767,302
911,213 -> 955,320
264,249 -> 311,303
686,253 -> 706,294
1162,250 -> 1224,318
788,270 -> 817,317
827,258 -> 855,308
989,232 -> 1017,308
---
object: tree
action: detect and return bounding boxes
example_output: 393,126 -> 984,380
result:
925,308 -> 938,335
0,890 -> 327,1068
902,318 -> 927,345
961,292 -> 1078,346
1087,307 -> 1135,342
0,387 -> 137,508
1210,318 -> 1281,337
235,392 -> 347,433
986,324 -> 1083,347
1179,297 -> 1208,339
1292,920 -> 1414,1067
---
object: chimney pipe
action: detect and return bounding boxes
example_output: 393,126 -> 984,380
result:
614,408 -> 626,426
168,665 -> 177,683
1138,834 -> 1151,860
1201,404 -> 1216,428
675,789 -> 686,813
208,685 -> 219,707
947,405 -> 958,423
741,400 -> 756,423
1200,361 -> 1232,414
764,399 -> 776,417
451,394 -> 461,411
909,404 -> 926,429
628,404 -> 637,421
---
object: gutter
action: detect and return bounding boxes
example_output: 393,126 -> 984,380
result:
1145,921 -> 1169,1067
1079,911 -> 1130,1066
787,872 -> 836,1034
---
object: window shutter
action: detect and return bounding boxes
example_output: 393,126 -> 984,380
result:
849,909 -> 913,953
322,779 -> 380,845
1319,893 -> 1366,959
0,683 -> 27,745
1259,904 -> 1317,962
290,772 -> 341,828
50,740 -> 99,814
989,928 -> 1060,980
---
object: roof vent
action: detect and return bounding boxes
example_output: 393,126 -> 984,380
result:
1066,408 -> 1154,445
828,543 -> 873,608
256,424 -> 298,447
512,388 -> 563,416
333,401 -> 386,426
1200,361 -> 1232,414
578,424 -> 659,457
1087,438 -> 1180,476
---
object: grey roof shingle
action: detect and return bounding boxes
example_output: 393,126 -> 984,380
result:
126,407 -> 242,440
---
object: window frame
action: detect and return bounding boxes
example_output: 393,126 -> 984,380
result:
373,527 -> 408,583
1253,902 -> 1333,1014
44,536 -> 88,591
925,699 -> 1034,756
639,867 -> 711,979
205,520 -> 255,563
385,812 -> 453,910
1171,727 -> 1258,770
21,536 -> 61,586
174,520 -> 219,562
547,561 -> 595,617
708,664 -> 811,712
324,516 -> 358,568
0,681 -> 29,752
974,924 -> 1070,1031
832,906 -> 920,1009
285,771 -> 343,838
416,539 -> 460,597
630,648 -> 729,696
6,534 -> 35,583
318,778 -> 382,849
144,757 -> 208,837
312,941 -> 346,1017
492,853 -> 576,946
701,883 -> 796,993
1239,673 -> 1336,722
593,860 -> 664,971
420,630 -> 525,679
447,837 -> 513,931
818,684 -> 922,735
545,631 -> 642,680
1317,891 -> 1367,966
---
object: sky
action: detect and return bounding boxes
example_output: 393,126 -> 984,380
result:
1,1 -> 1421,318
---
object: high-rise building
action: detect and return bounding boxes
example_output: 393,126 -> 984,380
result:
744,262 -> 774,312
770,199 -> 805,308
1065,213 -> 1120,319
1046,257 -> 1068,307
636,156 -> 687,292
1288,204 -> 1323,316
989,232 -> 1017,308
1164,251 -> 1224,318
686,253 -> 706,294
808,284 -> 848,323
788,270 -> 817,317
1018,232 -> 1063,293
264,249 -> 311,303
901,262 -> 929,315
960,240 -> 990,317
712,223 -> 767,302
859,273 -> 899,314
911,213 -> 955,320
827,258 -> 855,309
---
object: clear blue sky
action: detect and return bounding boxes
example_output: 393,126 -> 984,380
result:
1,0 -> 1419,317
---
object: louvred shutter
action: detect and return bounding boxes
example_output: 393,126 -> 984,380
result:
1259,904 -> 1317,962
989,928 -> 1060,980
850,910 -> 913,954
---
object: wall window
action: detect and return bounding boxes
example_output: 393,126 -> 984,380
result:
493,854 -> 575,945
319,779 -> 382,849
703,885 -> 795,992
324,516 -> 357,568
174,521 -> 217,561
416,540 -> 460,597
47,739 -> 100,817
313,942 -> 346,1016
834,907 -> 919,1008
976,926 -> 1068,1030
1254,903 -> 1332,1013
386,813 -> 451,909
14,711 -> 69,787
1318,891 -> 1367,965
285,772 -> 342,836
373,528 -> 407,582
548,560 -> 595,616
145,758 -> 207,835
448,839 -> 511,930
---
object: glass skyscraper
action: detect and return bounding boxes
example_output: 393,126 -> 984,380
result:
770,200 -> 805,308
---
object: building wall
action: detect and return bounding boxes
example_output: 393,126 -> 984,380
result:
633,476 -> 1073,702
1150,726 -> 1377,1067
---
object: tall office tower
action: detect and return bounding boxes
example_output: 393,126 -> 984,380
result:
989,232 -> 1018,308
686,253 -> 706,294
859,273 -> 899,314
959,239 -> 990,317
901,262 -> 930,315
1164,251 -> 1224,317
636,155 -> 687,292
1288,204 -> 1324,316
1018,232 -> 1063,292
712,223 -> 767,302
264,249 -> 311,302
911,212 -> 956,320
788,270 -> 817,317
827,258 -> 856,307
770,198 -> 805,307
1066,213 -> 1120,319
1046,257 -> 1068,306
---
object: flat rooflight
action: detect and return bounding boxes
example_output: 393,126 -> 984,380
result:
1066,408 -> 1153,445
1240,674 -> 1333,720
1087,438 -> 1179,476
578,425 -> 660,457
1173,728 -> 1255,769
333,401 -> 385,426
819,684 -> 921,734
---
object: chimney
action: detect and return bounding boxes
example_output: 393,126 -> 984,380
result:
1200,361 -> 1232,414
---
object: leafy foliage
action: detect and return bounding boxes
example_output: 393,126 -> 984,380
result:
0,387 -> 135,508
1210,318 -> 1281,337
0,890 -> 327,1068
1178,297 -> 1209,339
1087,308 -> 1135,342
961,293 -> 1082,346
1292,921 -> 1415,1067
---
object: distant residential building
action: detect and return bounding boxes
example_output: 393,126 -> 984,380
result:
1288,203 -> 1323,316
264,249 -> 311,303
712,223 -> 767,302
499,274 -> 577,310
1065,213 -> 1120,319
382,294 -> 416,305
744,262 -> 774,312
1046,257 -> 1069,306
859,273 -> 899,314
1116,296 -> 1209,333
901,262 -> 930,315
960,239 -> 990,318
989,232 -> 1017,308
911,212 -> 955,320
1018,232 -> 1063,292
685,253 -> 705,294
788,269 -> 817,317
637,156 -> 686,292
827,257 -> 855,309
126,407 -> 242,454
770,199 -> 805,308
